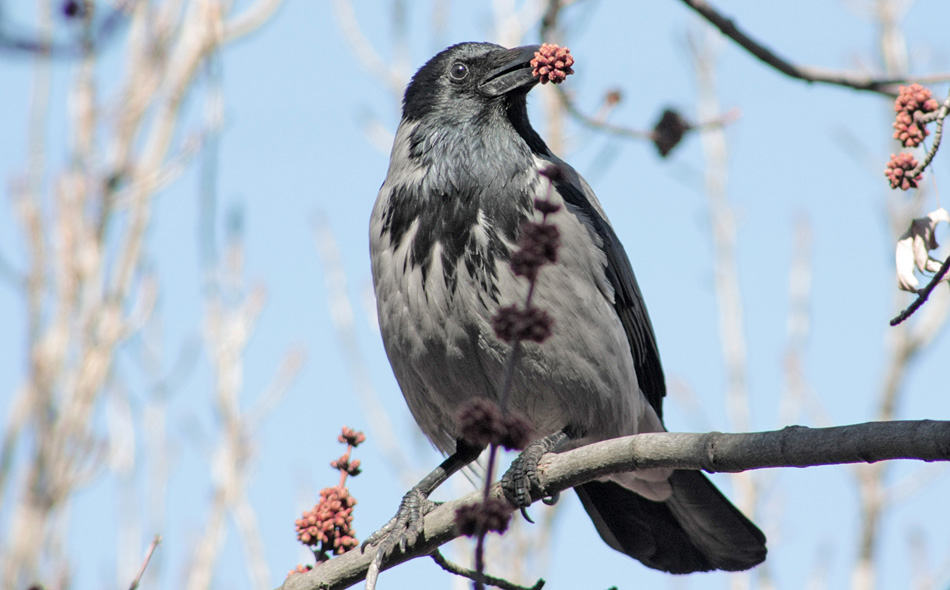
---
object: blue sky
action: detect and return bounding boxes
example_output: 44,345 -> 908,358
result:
2,1 -> 949,589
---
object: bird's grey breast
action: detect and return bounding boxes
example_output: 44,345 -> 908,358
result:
369,119 -> 540,449
373,119 -> 537,304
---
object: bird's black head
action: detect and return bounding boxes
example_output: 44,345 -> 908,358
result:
401,42 -> 549,158
403,43 -> 541,121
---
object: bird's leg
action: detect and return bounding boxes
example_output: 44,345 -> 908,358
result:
501,429 -> 570,509
363,439 -> 482,565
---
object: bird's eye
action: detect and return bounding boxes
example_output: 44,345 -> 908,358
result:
449,62 -> 468,81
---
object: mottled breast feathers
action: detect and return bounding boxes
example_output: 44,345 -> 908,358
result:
377,119 -> 538,303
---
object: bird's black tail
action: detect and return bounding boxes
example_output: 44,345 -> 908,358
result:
575,470 -> 766,573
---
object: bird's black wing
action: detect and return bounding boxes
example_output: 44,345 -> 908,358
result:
550,175 -> 667,420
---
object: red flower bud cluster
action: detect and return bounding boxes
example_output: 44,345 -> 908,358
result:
893,83 -> 939,148
338,426 -> 366,447
295,486 -> 358,560
457,398 -> 532,451
454,497 -> 511,537
531,43 -> 575,85
330,456 -> 362,476
885,152 -> 922,190
292,426 -> 366,567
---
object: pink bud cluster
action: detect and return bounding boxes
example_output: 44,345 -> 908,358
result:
330,455 -> 362,476
289,426 -> 366,569
886,84 -> 941,191
893,83 -> 939,148
338,426 -> 366,447
295,486 -> 358,560
531,43 -> 575,85
885,152 -> 922,190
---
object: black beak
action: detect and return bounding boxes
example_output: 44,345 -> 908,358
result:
479,44 -> 542,97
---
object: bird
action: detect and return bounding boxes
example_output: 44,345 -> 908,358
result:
368,41 -> 767,575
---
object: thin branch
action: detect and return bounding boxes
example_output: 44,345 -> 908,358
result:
890,254 -> 950,326
311,217 -> 414,483
678,0 -> 950,96
909,94 -> 950,178
128,534 -> 161,590
277,421 -> 950,590
430,550 -> 545,590
555,85 -> 740,143
330,0 -> 406,98
222,0 -> 285,42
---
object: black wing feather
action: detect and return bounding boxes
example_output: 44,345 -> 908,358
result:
551,178 -> 667,419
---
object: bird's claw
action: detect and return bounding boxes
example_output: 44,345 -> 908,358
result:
363,488 -> 437,561
500,444 -> 547,510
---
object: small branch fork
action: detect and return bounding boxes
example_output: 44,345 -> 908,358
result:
277,420 -> 950,590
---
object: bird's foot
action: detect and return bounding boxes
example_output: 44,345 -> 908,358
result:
363,487 -> 439,589
500,445 -> 546,509
500,430 -> 568,511
364,487 -> 438,558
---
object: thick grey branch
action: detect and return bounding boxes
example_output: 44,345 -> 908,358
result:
277,420 -> 950,590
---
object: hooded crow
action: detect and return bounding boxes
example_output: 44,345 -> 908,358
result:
369,41 -> 766,575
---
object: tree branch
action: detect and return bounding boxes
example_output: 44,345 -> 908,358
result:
890,254 -> 950,326
678,0 -> 950,96
277,420 -> 950,590
429,550 -> 544,590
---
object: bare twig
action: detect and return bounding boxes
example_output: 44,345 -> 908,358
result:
311,218 -> 414,483
430,550 -> 545,590
128,535 -> 162,590
330,0 -> 407,98
222,0 -> 285,42
679,0 -> 950,96
556,84 -> 740,143
890,255 -> 950,326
